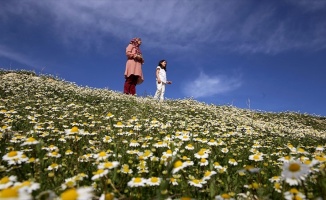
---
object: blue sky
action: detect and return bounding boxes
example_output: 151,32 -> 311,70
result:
1,0 -> 326,116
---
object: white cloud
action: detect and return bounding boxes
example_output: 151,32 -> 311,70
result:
0,45 -> 43,70
1,0 -> 325,54
182,71 -> 242,98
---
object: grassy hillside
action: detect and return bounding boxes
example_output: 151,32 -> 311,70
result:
0,69 -> 325,200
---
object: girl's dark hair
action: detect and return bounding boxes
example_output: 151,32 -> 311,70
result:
158,60 -> 167,71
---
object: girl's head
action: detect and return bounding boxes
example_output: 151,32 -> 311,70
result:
130,38 -> 142,46
158,60 -> 167,70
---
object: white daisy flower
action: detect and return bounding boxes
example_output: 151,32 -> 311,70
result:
199,158 -> 209,166
315,145 -> 324,151
120,164 -> 133,174
91,169 -> 109,180
0,175 -> 17,189
153,141 -> 168,148
194,149 -> 209,159
113,122 -> 124,128
202,170 -> 217,181
93,151 -> 110,161
207,139 -> 218,146
221,148 -> 229,154
60,187 -> 93,200
2,151 -> 29,165
98,161 -> 119,170
146,177 -> 161,186
103,136 -> 113,143
130,140 -> 140,147
99,193 -> 118,200
47,163 -> 61,171
185,144 -> 195,150
282,159 -> 310,186
65,126 -> 84,135
228,159 -> 238,166
127,177 -> 147,187
248,153 -> 264,162
188,179 -> 206,188
21,137 -> 39,146
284,188 -> 306,200
47,151 -> 61,158
215,193 -> 235,200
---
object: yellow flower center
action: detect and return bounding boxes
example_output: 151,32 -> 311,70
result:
70,126 -> 79,133
198,150 -> 205,155
289,188 -> 299,194
50,163 -> 58,168
245,165 -> 254,170
0,188 -> 18,198
8,151 -> 17,157
192,179 -> 201,184
61,188 -> 78,200
26,137 -> 36,142
204,171 -> 211,177
116,122 -> 122,125
200,158 -> 207,163
20,181 -> 31,187
288,163 -> 301,172
150,177 -> 159,183
107,113 -> 113,117
134,177 -> 142,183
252,182 -> 259,189
143,150 -> 151,156
95,169 -> 104,175
104,162 -> 113,168
166,150 -> 172,154
104,193 -> 114,200
122,166 -> 130,173
0,176 -> 9,184
66,181 -> 75,188
274,183 -> 281,189
98,151 -> 107,157
2,125 -> 7,129
253,155 -> 260,160
221,193 -> 231,198
174,160 -> 183,168
180,197 -> 191,200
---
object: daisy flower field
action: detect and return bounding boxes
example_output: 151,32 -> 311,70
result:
0,70 -> 326,199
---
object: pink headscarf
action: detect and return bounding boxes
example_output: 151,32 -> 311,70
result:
130,37 -> 142,55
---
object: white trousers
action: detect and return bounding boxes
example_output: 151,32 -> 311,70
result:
154,82 -> 166,101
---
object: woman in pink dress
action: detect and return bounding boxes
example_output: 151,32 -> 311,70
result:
124,37 -> 144,95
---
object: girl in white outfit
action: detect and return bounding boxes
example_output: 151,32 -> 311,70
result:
154,60 -> 171,102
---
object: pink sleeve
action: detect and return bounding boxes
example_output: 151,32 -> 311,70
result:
126,44 -> 134,59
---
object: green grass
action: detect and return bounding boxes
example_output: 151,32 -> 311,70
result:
0,69 -> 325,200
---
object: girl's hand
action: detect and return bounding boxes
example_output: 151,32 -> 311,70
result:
167,81 -> 172,84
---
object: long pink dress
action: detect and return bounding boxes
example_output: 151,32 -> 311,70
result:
124,44 -> 144,84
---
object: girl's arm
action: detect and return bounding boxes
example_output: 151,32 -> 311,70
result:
156,68 -> 161,83
126,44 -> 136,59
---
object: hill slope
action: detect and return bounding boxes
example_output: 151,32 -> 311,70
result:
1,69 -> 326,199
1,70 -> 325,138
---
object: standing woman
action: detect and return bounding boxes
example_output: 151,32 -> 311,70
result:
124,37 -> 144,95
154,60 -> 172,102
